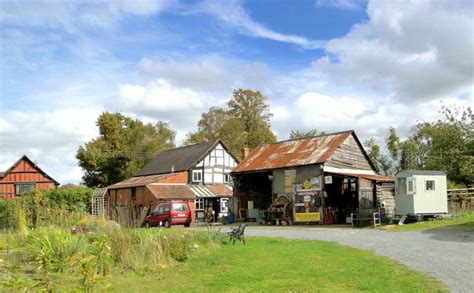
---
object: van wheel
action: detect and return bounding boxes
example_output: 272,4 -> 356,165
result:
164,220 -> 171,228
184,223 -> 190,228
144,221 -> 150,228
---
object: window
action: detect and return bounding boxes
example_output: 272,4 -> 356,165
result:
172,203 -> 189,211
397,178 -> 407,195
131,187 -> 137,201
224,173 -> 230,183
195,198 -> 204,210
407,178 -> 415,195
158,204 -> 170,214
426,180 -> 435,191
192,170 -> 203,182
15,183 -> 35,195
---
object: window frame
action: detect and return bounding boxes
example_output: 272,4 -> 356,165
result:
192,170 -> 203,183
195,198 -> 204,210
224,173 -> 230,183
15,183 -> 35,196
425,180 -> 436,191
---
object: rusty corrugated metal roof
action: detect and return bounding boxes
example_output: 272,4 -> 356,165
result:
233,131 -> 353,173
107,174 -> 173,189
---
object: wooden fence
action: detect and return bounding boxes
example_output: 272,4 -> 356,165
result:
448,188 -> 474,212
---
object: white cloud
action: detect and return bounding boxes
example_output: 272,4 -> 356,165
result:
117,79 -> 209,128
311,0 -> 474,102
0,0 -> 172,31
0,107 -> 102,184
271,92 -> 472,142
139,56 -> 272,93
195,0 -> 322,49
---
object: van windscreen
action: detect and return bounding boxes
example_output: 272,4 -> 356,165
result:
172,203 -> 189,211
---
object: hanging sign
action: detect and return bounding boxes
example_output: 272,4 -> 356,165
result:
324,176 -> 333,184
303,180 -> 312,189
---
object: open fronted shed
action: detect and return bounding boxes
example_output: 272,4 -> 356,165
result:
231,130 -> 395,225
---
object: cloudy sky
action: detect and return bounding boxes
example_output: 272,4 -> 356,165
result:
0,0 -> 473,184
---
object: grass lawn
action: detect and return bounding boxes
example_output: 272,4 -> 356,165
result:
383,212 -> 474,232
101,237 -> 446,292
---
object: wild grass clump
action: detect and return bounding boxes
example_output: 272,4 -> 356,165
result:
1,223 -> 215,292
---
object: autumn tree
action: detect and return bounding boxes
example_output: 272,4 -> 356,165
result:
185,89 -> 276,159
76,112 -> 176,187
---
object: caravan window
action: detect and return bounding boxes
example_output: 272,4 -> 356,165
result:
426,180 -> 435,191
398,178 -> 407,195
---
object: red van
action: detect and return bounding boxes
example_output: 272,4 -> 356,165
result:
144,201 -> 192,228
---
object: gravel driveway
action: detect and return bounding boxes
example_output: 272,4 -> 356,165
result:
235,225 -> 474,292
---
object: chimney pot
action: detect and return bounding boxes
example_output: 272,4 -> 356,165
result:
241,147 -> 250,159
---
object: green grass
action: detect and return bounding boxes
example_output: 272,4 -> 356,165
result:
385,212 -> 474,232
100,236 -> 446,292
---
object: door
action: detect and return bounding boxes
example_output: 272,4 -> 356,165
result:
157,204 -> 170,224
220,198 -> 229,216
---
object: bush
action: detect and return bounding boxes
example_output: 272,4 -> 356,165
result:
0,187 -> 92,230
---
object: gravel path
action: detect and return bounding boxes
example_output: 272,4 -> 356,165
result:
235,225 -> 474,292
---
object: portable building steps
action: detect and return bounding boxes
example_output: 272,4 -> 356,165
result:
389,214 -> 407,225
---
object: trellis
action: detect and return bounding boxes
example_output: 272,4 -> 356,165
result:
91,188 -> 108,218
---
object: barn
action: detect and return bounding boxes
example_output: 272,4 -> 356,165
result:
106,140 -> 238,226
0,155 -> 59,198
231,130 -> 395,225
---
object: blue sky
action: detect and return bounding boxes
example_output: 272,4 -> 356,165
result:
0,0 -> 473,184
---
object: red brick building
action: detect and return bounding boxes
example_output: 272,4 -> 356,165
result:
0,155 -> 59,199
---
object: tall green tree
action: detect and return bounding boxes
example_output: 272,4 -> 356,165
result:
387,105 -> 473,186
289,129 -> 324,140
185,89 -> 276,159
76,112 -> 176,187
364,139 -> 393,175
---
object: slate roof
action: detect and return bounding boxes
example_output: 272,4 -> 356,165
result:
135,140 -> 222,177
233,130 -> 359,173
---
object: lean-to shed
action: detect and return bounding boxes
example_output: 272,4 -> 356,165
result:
395,170 -> 448,216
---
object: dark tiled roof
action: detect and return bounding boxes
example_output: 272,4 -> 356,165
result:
233,131 -> 355,173
135,140 -> 219,177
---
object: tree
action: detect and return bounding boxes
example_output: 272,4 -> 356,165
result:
289,129 -> 324,140
387,105 -> 473,187
185,89 -> 276,159
76,112 -> 176,187
227,89 -> 276,149
364,139 -> 393,175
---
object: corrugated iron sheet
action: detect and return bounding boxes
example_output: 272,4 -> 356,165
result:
189,184 -> 216,198
233,131 -> 352,173
107,174 -> 172,189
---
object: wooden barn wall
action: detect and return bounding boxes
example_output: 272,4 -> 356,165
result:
326,134 -> 374,171
0,159 -> 57,199
376,182 -> 395,217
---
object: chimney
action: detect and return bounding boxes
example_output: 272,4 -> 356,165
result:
241,147 -> 250,160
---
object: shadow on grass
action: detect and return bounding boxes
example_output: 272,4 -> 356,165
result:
421,222 -> 474,243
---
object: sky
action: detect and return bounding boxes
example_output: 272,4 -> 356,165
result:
0,0 -> 473,184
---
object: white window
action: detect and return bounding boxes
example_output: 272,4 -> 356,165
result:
407,178 -> 415,195
195,198 -> 204,210
425,180 -> 435,191
224,173 -> 230,183
192,170 -> 202,182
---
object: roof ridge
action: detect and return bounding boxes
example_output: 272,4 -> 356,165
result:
254,130 -> 354,147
